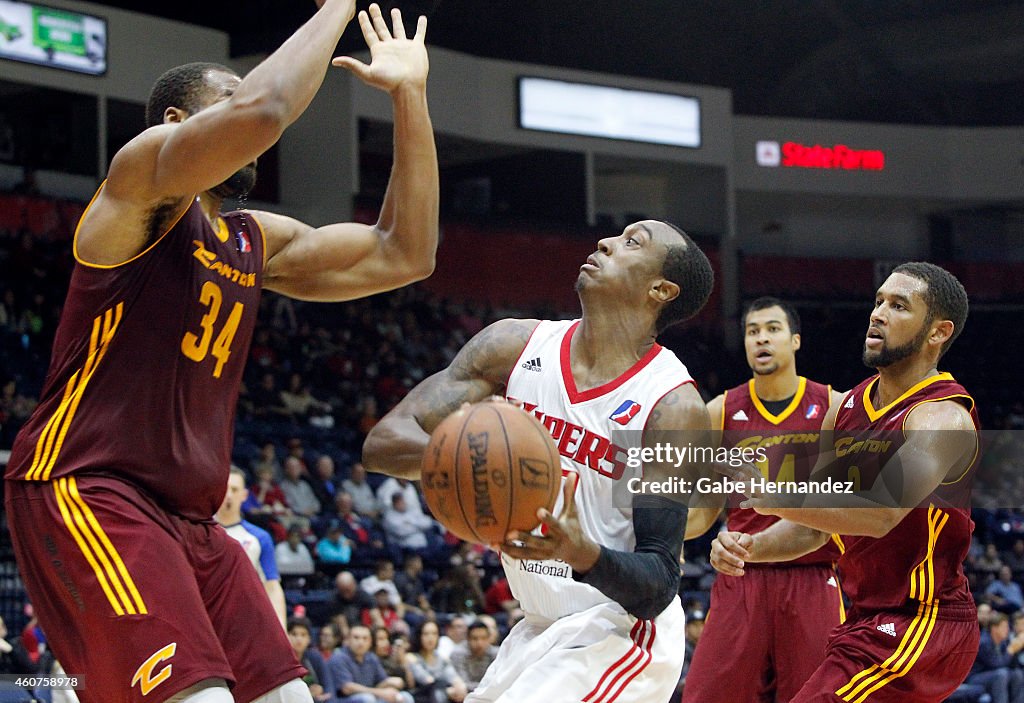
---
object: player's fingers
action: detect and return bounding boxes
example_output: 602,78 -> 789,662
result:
368,3 -> 392,41
501,540 -> 551,561
390,7 -> 407,39
332,56 -> 368,74
560,473 -> 579,519
354,9 -> 378,47
711,555 -> 745,577
711,540 -> 746,573
720,532 -> 751,559
413,14 -> 428,41
536,508 -> 564,539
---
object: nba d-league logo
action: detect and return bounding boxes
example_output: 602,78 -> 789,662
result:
756,141 -> 781,167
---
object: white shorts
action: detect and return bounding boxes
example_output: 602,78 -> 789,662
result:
467,598 -> 685,703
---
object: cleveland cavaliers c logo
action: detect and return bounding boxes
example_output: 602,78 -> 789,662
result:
131,642 -> 176,696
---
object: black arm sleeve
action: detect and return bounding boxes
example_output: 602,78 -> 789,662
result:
572,494 -> 687,620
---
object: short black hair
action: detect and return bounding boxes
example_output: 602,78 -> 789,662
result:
655,222 -> 715,334
742,297 -> 801,335
287,617 -> 312,635
145,62 -> 234,128
891,262 -> 968,357
467,621 -> 490,636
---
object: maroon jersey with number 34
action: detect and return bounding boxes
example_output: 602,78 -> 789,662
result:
6,191 -> 265,519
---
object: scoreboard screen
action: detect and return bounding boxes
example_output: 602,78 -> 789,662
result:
0,0 -> 106,75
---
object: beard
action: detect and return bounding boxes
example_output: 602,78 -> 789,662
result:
862,324 -> 930,368
211,163 -> 257,199
752,362 -> 779,376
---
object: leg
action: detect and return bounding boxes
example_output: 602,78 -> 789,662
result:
6,478 -> 234,703
469,600 -> 684,703
166,679 -> 234,703
683,571 -> 775,703
192,524 -> 306,703
772,566 -> 844,701
795,611 -> 980,703
248,679 -> 314,703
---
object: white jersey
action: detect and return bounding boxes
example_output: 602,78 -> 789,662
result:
503,319 -> 693,621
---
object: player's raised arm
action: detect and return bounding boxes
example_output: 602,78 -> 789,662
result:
259,6 -> 439,300
363,319 -> 540,478
502,382 -> 710,620
85,0 -> 358,264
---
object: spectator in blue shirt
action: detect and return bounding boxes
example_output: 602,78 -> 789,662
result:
988,566 -> 1024,614
967,612 -> 1024,703
318,521 -> 354,574
329,624 -> 413,703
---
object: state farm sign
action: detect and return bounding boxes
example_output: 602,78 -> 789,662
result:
756,140 -> 885,171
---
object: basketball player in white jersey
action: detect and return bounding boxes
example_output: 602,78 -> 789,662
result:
363,220 -> 715,703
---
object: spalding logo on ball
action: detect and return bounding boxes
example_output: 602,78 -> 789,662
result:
421,400 -> 561,544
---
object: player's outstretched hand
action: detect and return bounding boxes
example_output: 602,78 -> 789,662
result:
332,4 -> 429,94
500,474 -> 601,572
710,530 -> 754,577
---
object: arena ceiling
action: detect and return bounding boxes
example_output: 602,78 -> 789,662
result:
92,0 -> 1024,127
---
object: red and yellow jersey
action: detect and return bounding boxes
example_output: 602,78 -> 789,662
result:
722,377 -> 840,566
831,372 -> 978,615
6,191 -> 265,520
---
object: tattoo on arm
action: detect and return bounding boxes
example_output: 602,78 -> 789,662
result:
409,319 -> 538,433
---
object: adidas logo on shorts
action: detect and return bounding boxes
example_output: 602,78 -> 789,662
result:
521,357 -> 542,372
876,622 -> 897,637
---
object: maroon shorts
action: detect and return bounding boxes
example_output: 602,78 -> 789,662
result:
683,564 -> 844,703
5,476 -> 304,703
792,603 -> 979,703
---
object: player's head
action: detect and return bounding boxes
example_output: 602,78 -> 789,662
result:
145,62 -> 257,198
742,297 -> 801,376
348,624 -> 373,655
467,621 -> 491,656
863,263 -> 968,369
217,466 -> 248,523
576,220 -> 713,334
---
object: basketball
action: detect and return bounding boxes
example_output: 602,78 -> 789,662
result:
420,400 -> 562,544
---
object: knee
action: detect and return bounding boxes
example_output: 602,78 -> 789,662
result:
250,678 -> 314,703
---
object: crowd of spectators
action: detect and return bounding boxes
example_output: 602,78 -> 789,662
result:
0,192 -> 1023,703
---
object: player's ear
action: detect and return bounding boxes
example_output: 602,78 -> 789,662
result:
241,487 -> 249,503
163,106 -> 189,124
930,319 -> 954,349
791,333 -> 801,351
650,278 -> 680,305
